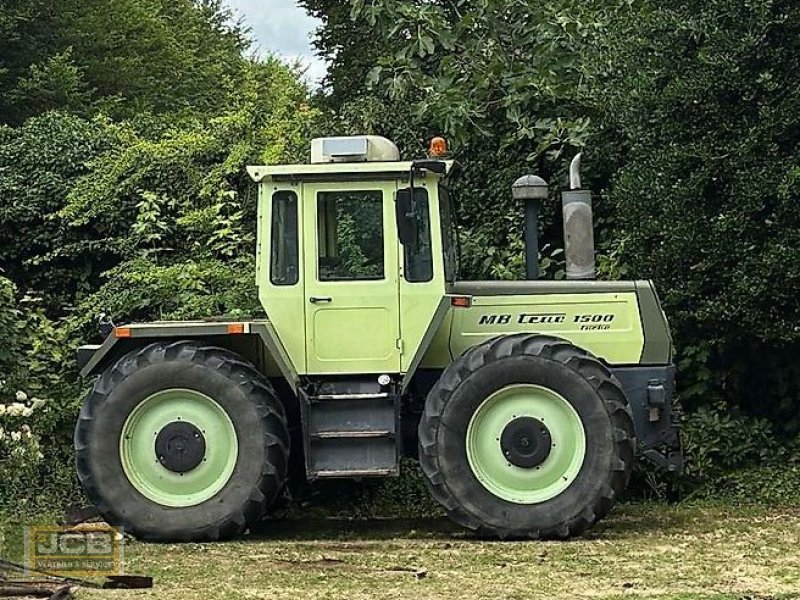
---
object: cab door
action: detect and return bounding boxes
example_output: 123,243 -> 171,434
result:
303,181 -> 401,374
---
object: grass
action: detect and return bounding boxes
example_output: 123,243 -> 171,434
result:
3,503 -> 800,600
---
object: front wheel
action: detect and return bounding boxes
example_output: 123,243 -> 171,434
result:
75,341 -> 289,542
418,334 -> 634,539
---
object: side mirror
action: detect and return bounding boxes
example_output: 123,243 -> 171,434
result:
395,188 -> 417,246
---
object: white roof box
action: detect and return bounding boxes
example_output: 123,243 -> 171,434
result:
310,135 -> 400,164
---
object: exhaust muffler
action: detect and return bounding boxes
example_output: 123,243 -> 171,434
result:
561,153 -> 595,280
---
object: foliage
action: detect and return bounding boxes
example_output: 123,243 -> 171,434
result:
7,49 -> 93,117
0,113 -> 115,311
81,256 -> 262,324
601,0 -> 800,434
350,0 -> 605,153
605,0 -> 800,342
59,58 -> 320,337
0,279 -> 83,514
0,389 -> 45,511
0,0 -> 249,124
689,465 -> 800,505
302,0 -> 639,285
681,405 -> 798,481
0,276 -> 19,369
0,58 -> 318,323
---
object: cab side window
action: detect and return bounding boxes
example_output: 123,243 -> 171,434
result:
439,185 -> 459,284
270,191 -> 299,286
401,188 -> 433,282
317,191 -> 384,280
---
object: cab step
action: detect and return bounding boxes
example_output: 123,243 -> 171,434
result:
311,392 -> 390,402
310,430 -> 394,440
314,468 -> 396,478
300,382 -> 400,480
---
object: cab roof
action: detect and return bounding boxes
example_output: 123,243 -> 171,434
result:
246,161 -> 454,183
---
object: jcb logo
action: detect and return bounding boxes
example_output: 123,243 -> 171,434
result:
26,525 -> 122,577
35,531 -> 114,555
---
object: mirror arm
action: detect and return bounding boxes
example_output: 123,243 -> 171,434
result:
408,165 -> 417,218
408,161 -> 445,217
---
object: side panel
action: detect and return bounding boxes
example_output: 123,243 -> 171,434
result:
398,175 -> 447,373
635,280 -> 673,363
419,308 -> 453,368
400,295 -> 449,392
448,292 -> 645,365
250,322 -> 300,388
257,180 -> 308,375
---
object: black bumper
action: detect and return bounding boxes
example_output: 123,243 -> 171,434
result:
610,365 -> 683,473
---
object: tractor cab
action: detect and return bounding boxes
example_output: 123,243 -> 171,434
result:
246,136 -> 456,377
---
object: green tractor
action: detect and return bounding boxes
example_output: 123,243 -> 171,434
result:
75,135 -> 681,541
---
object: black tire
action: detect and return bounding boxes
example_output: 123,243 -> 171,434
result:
74,341 -> 290,542
418,334 -> 634,539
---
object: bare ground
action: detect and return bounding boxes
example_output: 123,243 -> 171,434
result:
3,503 -> 800,600
66,503 -> 800,600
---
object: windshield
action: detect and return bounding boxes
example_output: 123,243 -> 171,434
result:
439,184 -> 459,284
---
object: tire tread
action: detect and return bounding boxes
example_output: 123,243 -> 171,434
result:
417,334 -> 634,540
74,340 -> 289,542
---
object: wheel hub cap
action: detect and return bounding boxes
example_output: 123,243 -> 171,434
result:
500,416 -> 552,468
465,384 -> 587,504
119,389 -> 238,508
155,421 -> 206,473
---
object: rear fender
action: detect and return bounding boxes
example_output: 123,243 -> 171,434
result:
77,320 -> 299,392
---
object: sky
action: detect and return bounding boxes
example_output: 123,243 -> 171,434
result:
225,0 -> 326,86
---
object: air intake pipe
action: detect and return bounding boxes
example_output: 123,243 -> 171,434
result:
512,174 -> 549,279
561,153 -> 595,279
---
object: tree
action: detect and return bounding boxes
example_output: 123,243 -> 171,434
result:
599,0 -> 800,430
0,113 -> 114,310
0,0 -> 249,124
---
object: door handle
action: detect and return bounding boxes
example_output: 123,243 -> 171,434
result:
309,296 -> 332,304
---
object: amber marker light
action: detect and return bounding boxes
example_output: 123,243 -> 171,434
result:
451,296 -> 472,308
429,136 -> 448,157
114,327 -> 132,338
227,323 -> 245,335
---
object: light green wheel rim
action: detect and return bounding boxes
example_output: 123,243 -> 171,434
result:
120,389 -> 238,508
466,384 -> 586,504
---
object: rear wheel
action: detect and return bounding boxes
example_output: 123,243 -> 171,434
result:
75,341 -> 289,542
418,334 -> 634,539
